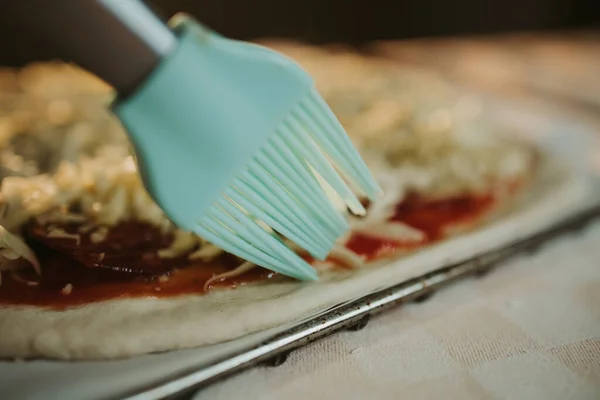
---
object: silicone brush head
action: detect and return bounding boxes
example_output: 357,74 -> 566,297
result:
115,15 -> 381,281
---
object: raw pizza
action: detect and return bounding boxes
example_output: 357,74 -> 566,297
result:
0,44 -> 573,360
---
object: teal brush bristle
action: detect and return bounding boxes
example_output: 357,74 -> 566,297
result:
192,88 -> 381,281
300,90 -> 383,201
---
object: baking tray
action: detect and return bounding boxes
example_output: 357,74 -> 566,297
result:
2,87 -> 600,400
125,203 -> 600,400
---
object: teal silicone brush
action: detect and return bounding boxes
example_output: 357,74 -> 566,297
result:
12,0 -> 381,281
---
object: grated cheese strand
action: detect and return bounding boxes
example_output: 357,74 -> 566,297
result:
203,261 -> 257,292
0,225 -> 40,274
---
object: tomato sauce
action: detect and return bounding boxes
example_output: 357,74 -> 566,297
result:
0,192 -> 494,309
345,192 -> 494,260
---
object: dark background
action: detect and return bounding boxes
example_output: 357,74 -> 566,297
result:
151,0 -> 599,42
1,0 -> 598,66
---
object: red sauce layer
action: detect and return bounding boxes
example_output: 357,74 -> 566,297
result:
0,222 -> 278,308
0,191 -> 494,309
346,192 -> 494,260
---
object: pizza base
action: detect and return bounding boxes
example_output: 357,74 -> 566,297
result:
0,153 -> 587,360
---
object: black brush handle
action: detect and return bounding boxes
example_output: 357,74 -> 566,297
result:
2,0 -> 176,96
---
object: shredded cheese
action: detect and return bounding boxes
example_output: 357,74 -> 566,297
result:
188,243 -> 224,262
89,226 -> 108,244
322,245 -> 365,270
157,230 -> 198,259
0,57 -> 535,284
0,225 -> 40,274
47,227 -> 81,245
10,270 -> 40,286
61,283 -> 73,295
203,261 -> 257,291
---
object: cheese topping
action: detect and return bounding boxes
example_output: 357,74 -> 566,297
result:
0,54 -> 534,280
281,45 -> 533,201
0,225 -> 40,274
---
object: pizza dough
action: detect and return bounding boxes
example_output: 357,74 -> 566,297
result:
0,44 -> 586,360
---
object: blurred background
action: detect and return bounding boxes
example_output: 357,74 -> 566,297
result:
0,0 -> 598,66
146,0 -> 598,43
0,0 -> 598,112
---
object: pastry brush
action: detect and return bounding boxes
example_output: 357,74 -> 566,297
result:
8,0 -> 381,281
